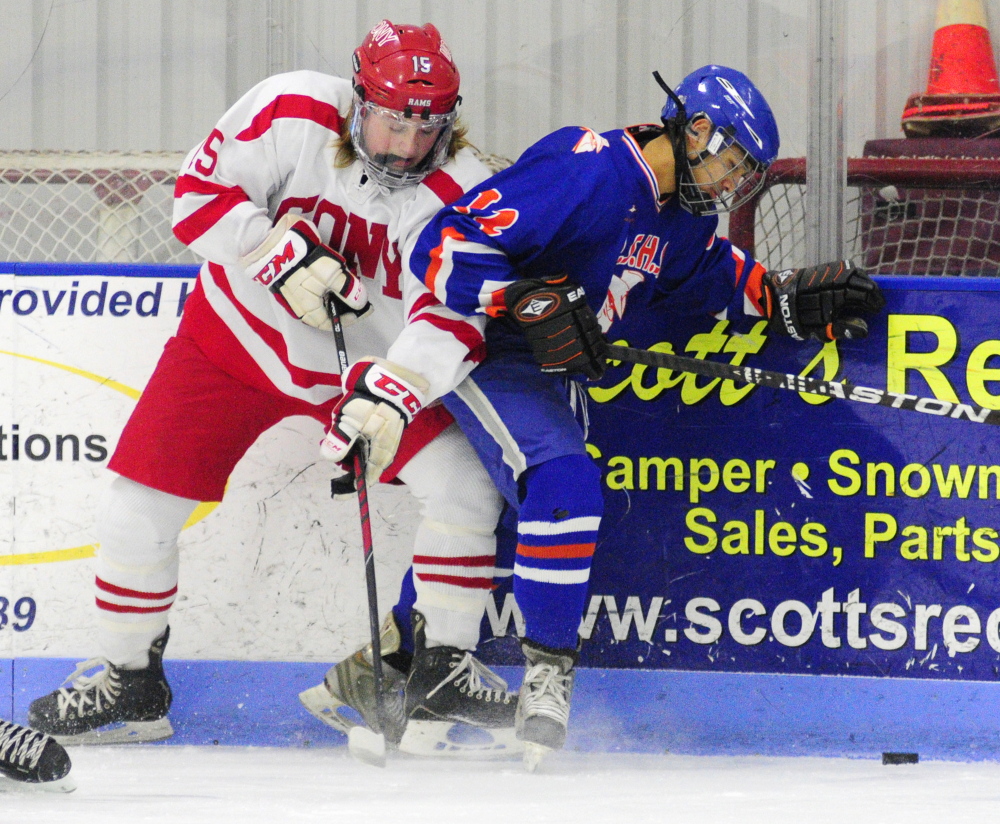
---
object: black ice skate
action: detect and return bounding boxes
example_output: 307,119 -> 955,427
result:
398,610 -> 522,758
299,611 -> 410,737
516,638 -> 578,772
27,628 -> 173,745
0,719 -> 74,793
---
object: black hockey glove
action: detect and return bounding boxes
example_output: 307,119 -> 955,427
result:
330,463 -> 357,500
502,278 -> 607,380
761,260 -> 884,342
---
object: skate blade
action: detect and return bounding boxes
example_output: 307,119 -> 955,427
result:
298,684 -> 360,735
347,726 -> 386,768
523,741 -> 551,773
53,717 -> 173,746
0,773 -> 76,793
398,719 -> 524,759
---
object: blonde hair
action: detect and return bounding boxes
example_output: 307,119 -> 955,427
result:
333,109 -> 472,169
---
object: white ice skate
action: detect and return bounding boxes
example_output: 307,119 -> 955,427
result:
516,640 -> 577,772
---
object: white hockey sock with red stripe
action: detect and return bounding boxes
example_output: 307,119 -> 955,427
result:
94,476 -> 198,668
411,520 -> 496,650
396,423 -> 503,651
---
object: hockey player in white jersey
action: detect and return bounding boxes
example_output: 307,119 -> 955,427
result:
27,19 -> 519,757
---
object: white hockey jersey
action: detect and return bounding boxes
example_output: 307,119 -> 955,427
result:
172,70 -> 491,407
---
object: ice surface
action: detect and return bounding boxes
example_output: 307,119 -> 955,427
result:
2,745 -> 999,824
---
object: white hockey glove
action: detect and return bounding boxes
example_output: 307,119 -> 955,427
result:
320,357 -> 429,484
241,214 -> 372,330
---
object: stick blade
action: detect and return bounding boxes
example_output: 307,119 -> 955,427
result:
347,726 -> 387,768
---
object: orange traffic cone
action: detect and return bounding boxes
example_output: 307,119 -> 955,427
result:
902,0 -> 1000,137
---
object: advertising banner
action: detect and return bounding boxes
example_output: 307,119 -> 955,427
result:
0,264 -> 421,664
4,267 -> 1000,687
572,276 -> 1000,681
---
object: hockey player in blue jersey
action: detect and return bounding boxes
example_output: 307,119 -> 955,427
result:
325,65 -> 884,769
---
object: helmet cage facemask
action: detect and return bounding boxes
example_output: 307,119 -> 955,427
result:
350,95 -> 457,189
677,117 -> 767,216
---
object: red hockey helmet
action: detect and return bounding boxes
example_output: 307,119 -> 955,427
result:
350,20 -> 461,188
352,20 -> 460,118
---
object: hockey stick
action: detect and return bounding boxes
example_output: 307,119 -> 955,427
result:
324,295 -> 389,768
603,341 -> 1000,426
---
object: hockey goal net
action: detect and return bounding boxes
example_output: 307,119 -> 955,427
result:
0,151 -> 196,264
0,149 -> 516,265
728,145 -> 1000,277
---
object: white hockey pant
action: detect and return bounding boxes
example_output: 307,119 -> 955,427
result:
94,476 -> 198,668
395,422 -> 503,651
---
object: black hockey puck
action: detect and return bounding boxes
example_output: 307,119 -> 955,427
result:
882,752 -> 919,765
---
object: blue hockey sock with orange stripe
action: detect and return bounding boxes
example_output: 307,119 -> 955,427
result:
513,454 -> 603,650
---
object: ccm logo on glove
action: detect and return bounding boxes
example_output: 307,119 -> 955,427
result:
370,373 -> 422,415
240,214 -> 372,331
320,357 -> 430,483
251,237 -> 303,287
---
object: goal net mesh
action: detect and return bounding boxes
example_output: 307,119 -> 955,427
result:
0,149 -> 517,265
730,155 -> 1000,277
1,148 -> 996,276
0,151 -> 195,263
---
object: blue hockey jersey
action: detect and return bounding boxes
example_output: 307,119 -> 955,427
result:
410,124 -> 767,338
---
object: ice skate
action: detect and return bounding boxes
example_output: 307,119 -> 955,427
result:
0,719 -> 74,793
398,611 -> 522,758
299,612 -> 410,737
516,639 -> 577,772
27,628 -> 173,746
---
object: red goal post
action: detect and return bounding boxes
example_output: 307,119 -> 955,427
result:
728,155 -> 1000,277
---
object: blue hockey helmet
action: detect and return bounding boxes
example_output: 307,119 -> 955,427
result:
658,65 -> 780,215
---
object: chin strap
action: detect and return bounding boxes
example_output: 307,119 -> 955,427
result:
652,70 -> 693,196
